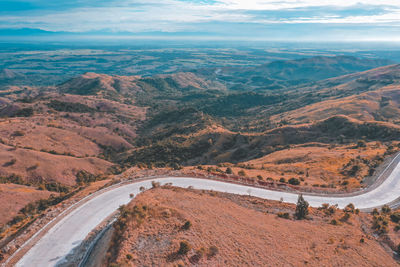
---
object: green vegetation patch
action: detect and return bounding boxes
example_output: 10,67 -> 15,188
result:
47,100 -> 96,113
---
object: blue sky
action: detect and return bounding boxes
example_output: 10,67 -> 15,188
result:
1,0 -> 400,41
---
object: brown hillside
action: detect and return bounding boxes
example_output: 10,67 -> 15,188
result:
0,184 -> 54,225
0,143 -> 113,186
272,84 -> 400,125
58,72 -> 142,96
106,187 -> 398,267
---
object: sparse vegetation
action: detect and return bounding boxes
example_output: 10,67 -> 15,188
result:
12,107 -> 34,117
372,215 -> 389,235
277,212 -> 290,219
75,170 -> 105,185
178,241 -> 191,255
46,100 -> 96,113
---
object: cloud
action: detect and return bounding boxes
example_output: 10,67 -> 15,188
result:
213,0 -> 400,10
0,0 -> 400,41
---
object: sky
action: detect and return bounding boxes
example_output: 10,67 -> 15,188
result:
1,0 -> 400,42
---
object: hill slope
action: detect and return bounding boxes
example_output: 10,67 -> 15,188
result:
104,187 -> 398,267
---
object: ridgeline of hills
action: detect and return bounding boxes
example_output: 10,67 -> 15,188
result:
0,56 -> 400,186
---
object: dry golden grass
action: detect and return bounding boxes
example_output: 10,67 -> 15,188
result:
0,184 -> 54,225
108,187 -> 397,267
271,84 -> 400,125
0,143 -> 113,186
193,141 -> 398,191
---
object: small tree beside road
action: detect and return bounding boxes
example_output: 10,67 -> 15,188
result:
295,194 -> 309,220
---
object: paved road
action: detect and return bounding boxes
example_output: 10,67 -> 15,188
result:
15,153 -> 400,266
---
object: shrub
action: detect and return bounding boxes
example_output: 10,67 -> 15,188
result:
381,205 -> 391,214
0,173 -> 24,185
182,220 -> 192,230
12,130 -> 25,137
3,158 -> 16,167
328,206 -> 337,215
319,203 -> 337,215
171,163 -> 182,170
330,219 -> 338,225
238,170 -> 246,177
13,107 -> 34,117
178,241 -> 191,255
340,213 -> 351,222
44,182 -> 70,193
257,175 -> 263,180
151,181 -> 160,188
344,203 -> 355,213
126,254 -> 133,260
372,208 -> 379,215
277,212 -> 290,219
320,203 -> 329,210
288,178 -> 300,185
295,194 -> 309,220
225,167 -> 233,174
372,215 -> 389,235
206,167 -> 214,172
279,178 -> 286,183
390,213 -> 400,223
46,100 -> 96,113
75,170 -> 99,185
208,245 -> 219,258
357,140 -> 367,148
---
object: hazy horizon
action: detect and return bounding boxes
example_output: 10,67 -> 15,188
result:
1,0 -> 400,43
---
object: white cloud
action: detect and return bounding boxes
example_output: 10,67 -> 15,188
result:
1,0 -> 400,34
213,0 -> 400,10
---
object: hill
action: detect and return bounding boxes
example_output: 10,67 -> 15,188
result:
270,65 -> 400,125
1,55 -> 400,258
194,56 -> 393,91
102,186 -> 398,267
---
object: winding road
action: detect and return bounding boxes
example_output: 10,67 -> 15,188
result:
11,153 -> 400,266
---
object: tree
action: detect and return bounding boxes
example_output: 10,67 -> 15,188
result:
295,194 -> 309,220
226,167 -> 233,174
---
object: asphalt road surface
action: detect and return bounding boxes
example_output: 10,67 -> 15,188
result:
15,153 -> 400,266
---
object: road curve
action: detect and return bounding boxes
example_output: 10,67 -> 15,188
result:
14,153 -> 400,266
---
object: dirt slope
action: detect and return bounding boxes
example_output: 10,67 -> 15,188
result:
0,184 -> 54,226
106,187 -> 398,267
0,143 -> 113,185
